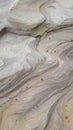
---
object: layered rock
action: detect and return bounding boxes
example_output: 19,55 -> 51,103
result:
0,0 -> 73,130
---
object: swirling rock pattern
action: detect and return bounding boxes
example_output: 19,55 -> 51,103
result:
0,0 -> 73,130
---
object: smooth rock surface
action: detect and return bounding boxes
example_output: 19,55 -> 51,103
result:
0,0 -> 73,130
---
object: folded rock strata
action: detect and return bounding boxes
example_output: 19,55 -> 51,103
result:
0,0 -> 73,130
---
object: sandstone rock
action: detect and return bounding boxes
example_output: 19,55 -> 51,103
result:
0,0 -> 73,130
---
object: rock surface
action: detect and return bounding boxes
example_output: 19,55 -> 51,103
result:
0,0 -> 73,130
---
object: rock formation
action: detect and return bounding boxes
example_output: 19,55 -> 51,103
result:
0,0 -> 73,130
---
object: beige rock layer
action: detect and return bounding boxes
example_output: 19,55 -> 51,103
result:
0,0 -> 73,130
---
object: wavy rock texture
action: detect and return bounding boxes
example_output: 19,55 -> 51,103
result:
0,0 -> 73,130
